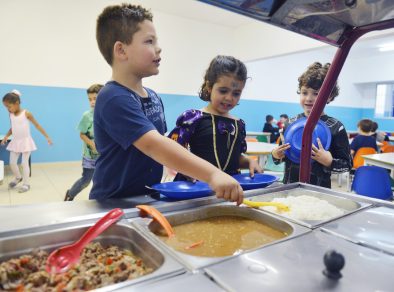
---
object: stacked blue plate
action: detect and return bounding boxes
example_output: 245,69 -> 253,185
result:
150,181 -> 213,200
284,117 -> 331,163
232,173 -> 279,190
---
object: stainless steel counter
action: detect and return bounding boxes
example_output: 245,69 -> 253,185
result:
0,183 -> 393,291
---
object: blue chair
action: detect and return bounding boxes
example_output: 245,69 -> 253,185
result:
351,166 -> 393,200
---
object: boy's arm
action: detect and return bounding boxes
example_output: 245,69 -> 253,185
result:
134,130 -> 243,205
26,111 -> 53,145
80,133 -> 97,153
1,129 -> 12,145
329,128 -> 353,172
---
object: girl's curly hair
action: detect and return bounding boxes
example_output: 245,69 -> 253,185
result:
297,62 -> 339,102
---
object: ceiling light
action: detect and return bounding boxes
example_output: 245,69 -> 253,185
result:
378,43 -> 394,52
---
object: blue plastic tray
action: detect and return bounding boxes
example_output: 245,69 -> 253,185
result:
150,181 -> 213,200
284,117 -> 331,164
232,173 -> 279,190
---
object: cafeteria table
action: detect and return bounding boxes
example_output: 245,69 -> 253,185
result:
246,141 -> 277,168
362,152 -> 394,179
246,131 -> 272,143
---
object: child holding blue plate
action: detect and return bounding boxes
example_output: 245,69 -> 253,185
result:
168,55 -> 262,181
272,62 -> 352,188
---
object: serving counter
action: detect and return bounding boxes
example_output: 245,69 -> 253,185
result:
0,183 -> 393,291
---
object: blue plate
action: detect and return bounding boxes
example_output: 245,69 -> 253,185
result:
284,117 -> 331,164
232,173 -> 279,190
150,181 -> 213,200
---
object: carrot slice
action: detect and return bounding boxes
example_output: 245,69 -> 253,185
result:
184,240 -> 204,250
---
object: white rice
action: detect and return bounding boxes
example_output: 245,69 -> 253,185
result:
261,195 -> 345,221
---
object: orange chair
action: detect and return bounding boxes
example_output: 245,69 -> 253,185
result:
381,144 -> 394,153
353,147 -> 377,169
246,138 -> 258,142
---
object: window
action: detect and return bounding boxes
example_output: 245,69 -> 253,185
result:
375,83 -> 394,118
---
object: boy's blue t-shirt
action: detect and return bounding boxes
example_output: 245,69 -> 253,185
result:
90,81 -> 167,200
350,134 -> 378,154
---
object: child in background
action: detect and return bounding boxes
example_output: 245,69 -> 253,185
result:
350,119 -> 378,156
1,90 -> 52,192
90,4 -> 243,204
370,121 -> 389,143
277,114 -> 289,130
168,55 -> 262,180
272,62 -> 352,188
64,84 -> 103,201
263,114 -> 280,143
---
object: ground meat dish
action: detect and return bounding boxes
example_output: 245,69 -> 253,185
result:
0,242 -> 152,291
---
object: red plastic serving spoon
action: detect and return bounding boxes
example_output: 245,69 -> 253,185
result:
46,208 -> 124,274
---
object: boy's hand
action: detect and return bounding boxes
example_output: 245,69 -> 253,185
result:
208,171 -> 243,205
311,138 -> 332,167
47,137 -> 53,145
272,143 -> 290,160
248,159 -> 263,178
88,141 -> 98,154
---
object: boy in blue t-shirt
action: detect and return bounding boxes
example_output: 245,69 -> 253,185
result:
350,119 -> 378,156
90,4 -> 243,203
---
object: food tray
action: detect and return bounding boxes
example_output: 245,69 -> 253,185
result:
131,204 -> 309,271
0,220 -> 183,291
248,188 -> 371,228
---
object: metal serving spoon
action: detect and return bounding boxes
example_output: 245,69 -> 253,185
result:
46,208 -> 124,274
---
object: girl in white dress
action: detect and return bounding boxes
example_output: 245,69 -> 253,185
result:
1,90 -> 52,192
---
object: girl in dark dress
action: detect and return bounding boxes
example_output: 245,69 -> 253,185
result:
272,62 -> 352,188
168,55 -> 262,181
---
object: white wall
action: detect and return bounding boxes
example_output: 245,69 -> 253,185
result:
1,0 -> 394,103
243,44 -> 394,109
233,21 -> 325,62
0,0 -> 234,96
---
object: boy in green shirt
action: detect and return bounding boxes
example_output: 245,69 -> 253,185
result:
64,84 -> 103,201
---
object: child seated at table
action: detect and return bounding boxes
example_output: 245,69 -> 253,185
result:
350,119 -> 378,157
263,114 -> 280,143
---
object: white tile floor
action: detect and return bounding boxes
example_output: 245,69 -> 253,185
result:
0,162 -> 350,206
0,162 -> 90,206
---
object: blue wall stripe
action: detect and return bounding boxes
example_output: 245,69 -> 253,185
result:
1,84 -> 380,164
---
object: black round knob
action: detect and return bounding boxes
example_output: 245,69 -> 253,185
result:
344,0 -> 357,8
323,250 -> 345,280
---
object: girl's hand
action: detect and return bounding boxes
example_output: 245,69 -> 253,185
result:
0,137 -> 7,146
248,159 -> 263,178
47,137 -> 53,145
311,138 -> 332,167
208,171 -> 243,206
272,143 -> 290,160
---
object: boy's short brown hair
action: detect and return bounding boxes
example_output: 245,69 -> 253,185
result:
87,84 -> 104,94
96,4 -> 153,65
357,119 -> 373,133
297,62 -> 340,102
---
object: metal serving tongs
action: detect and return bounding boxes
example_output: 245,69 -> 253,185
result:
243,199 -> 290,212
